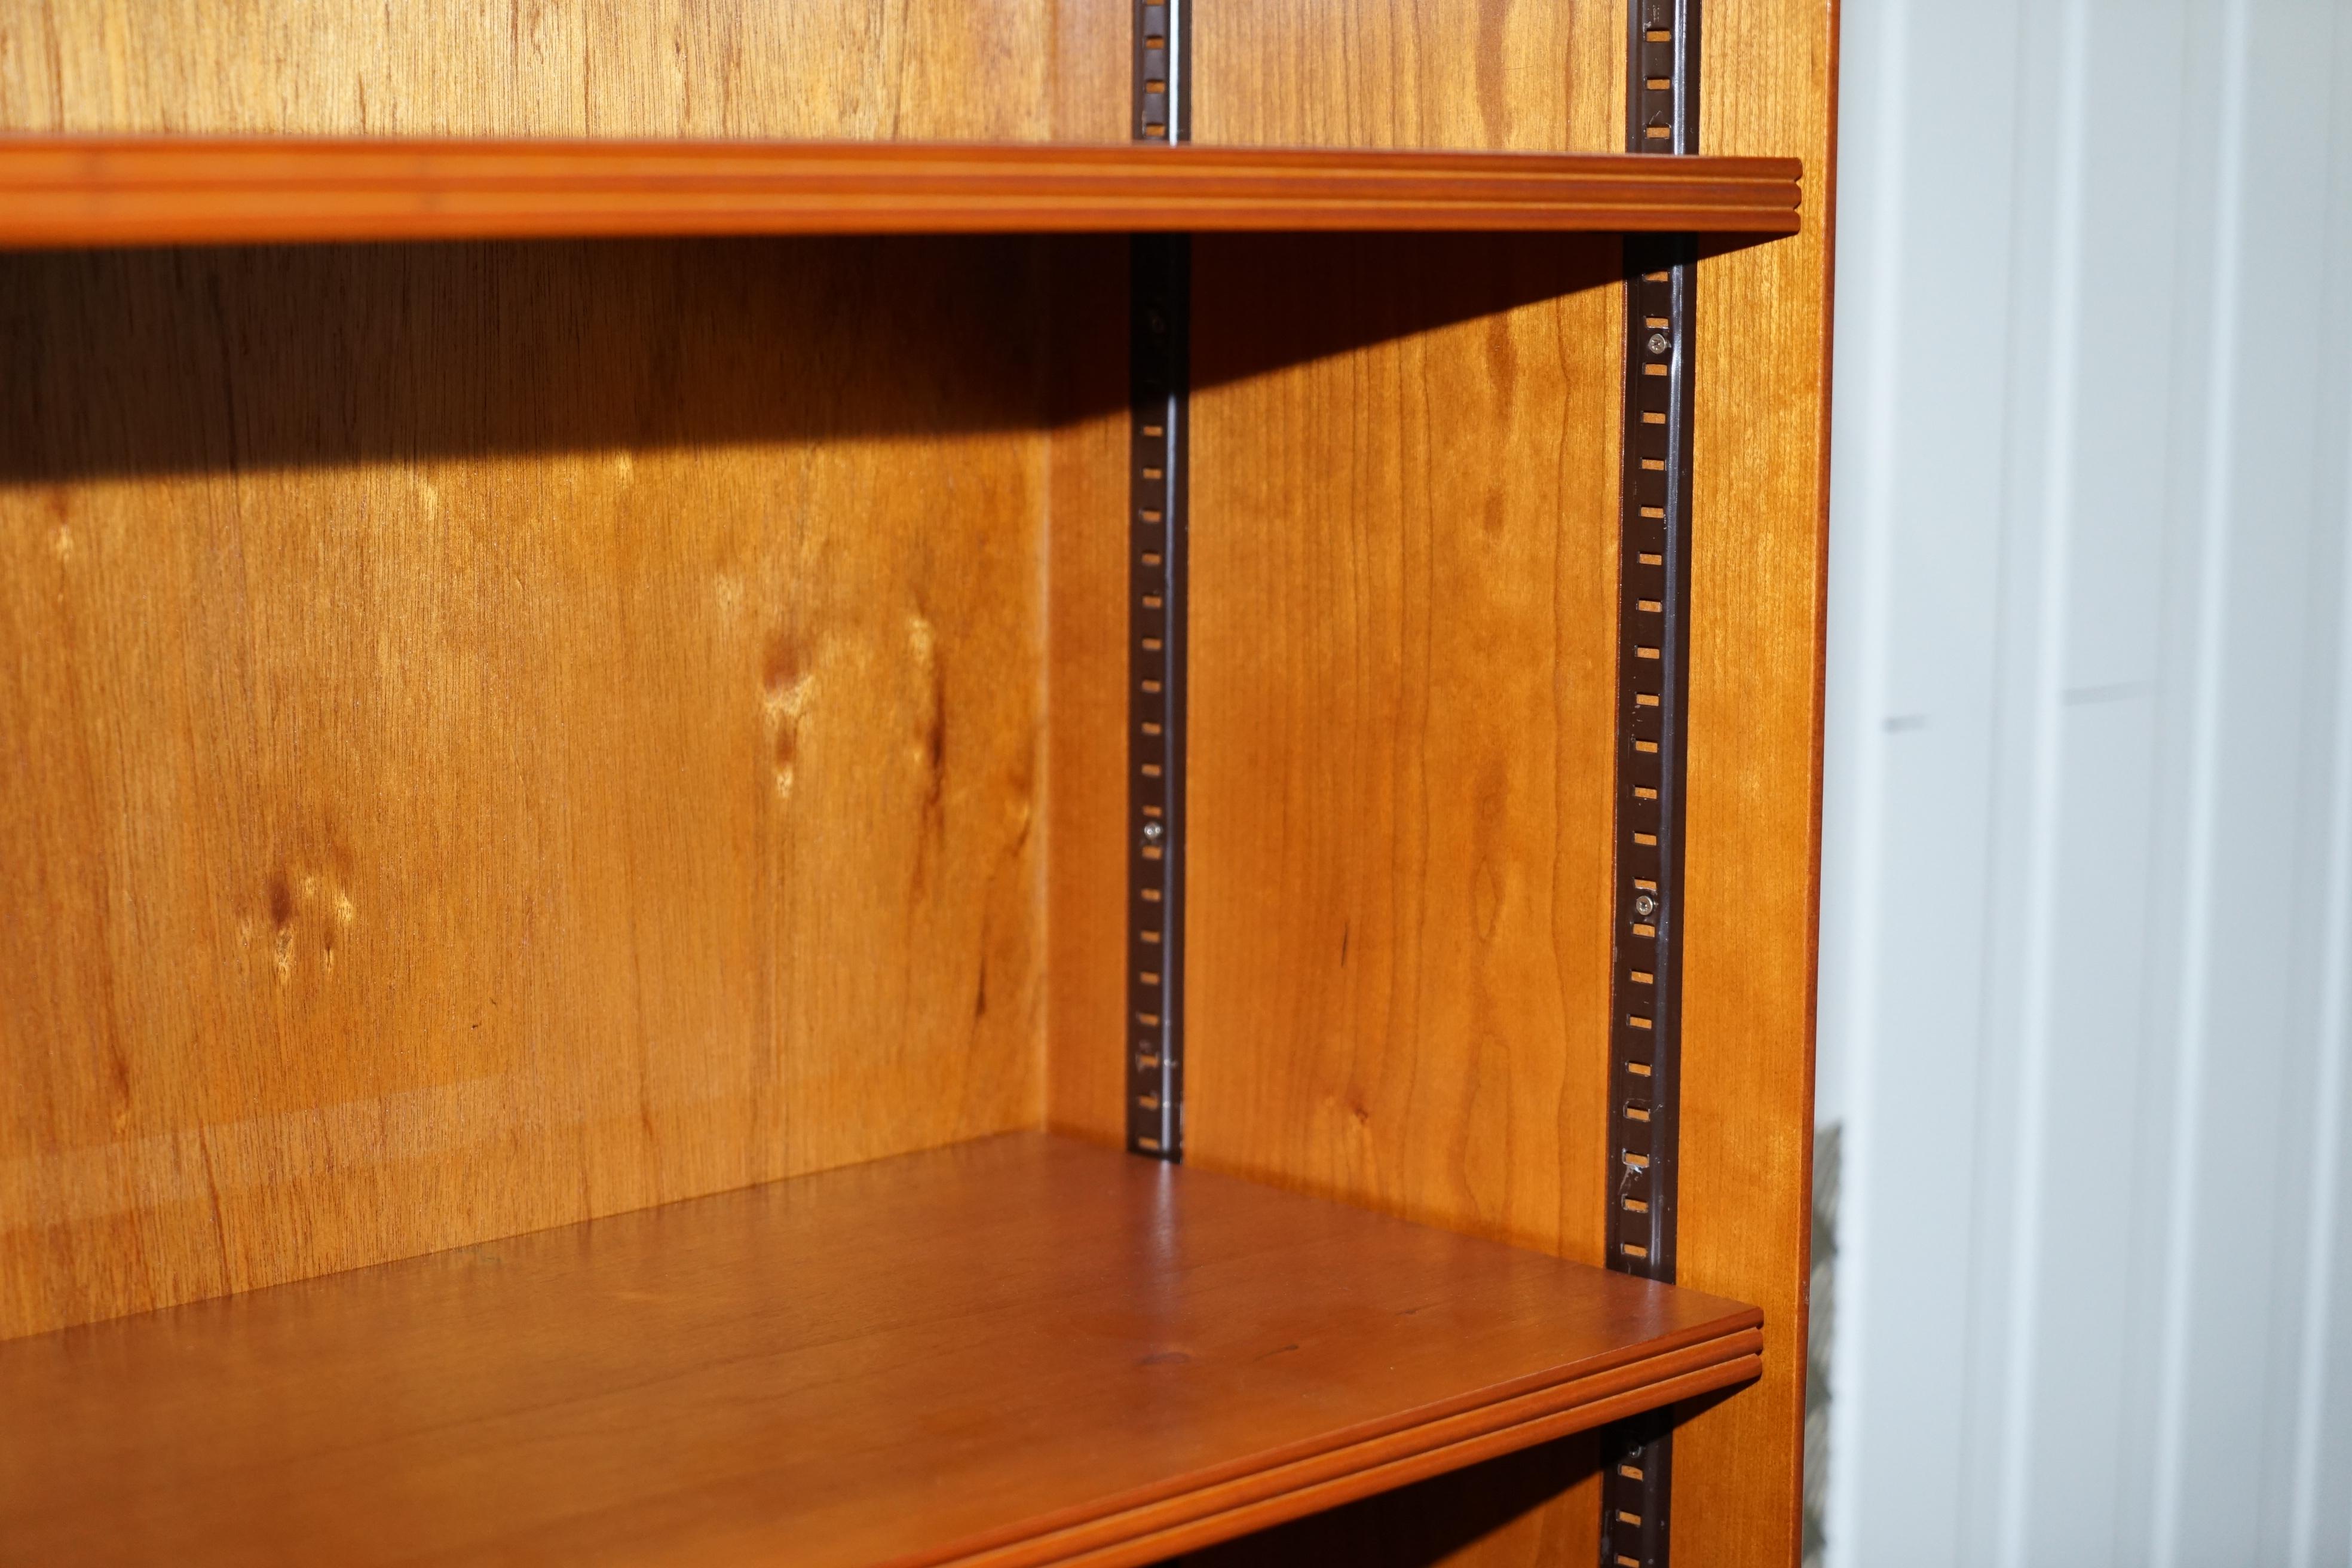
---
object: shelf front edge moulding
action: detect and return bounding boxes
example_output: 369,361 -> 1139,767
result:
0,137 -> 1802,246
0,1134 -> 1763,1568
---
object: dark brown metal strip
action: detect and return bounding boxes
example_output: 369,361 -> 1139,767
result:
1628,0 -> 1702,157
1133,0 -> 1190,143
1126,6 -> 1189,1160
1610,237 -> 1695,1288
1126,234 -> 1189,1161
1603,0 -> 1700,1563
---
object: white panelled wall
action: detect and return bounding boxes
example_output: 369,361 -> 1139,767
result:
1816,1 -> 2352,1564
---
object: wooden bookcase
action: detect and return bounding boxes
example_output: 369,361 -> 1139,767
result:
0,3 -> 1834,1566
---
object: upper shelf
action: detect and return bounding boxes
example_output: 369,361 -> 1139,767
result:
0,1132 -> 1761,1568
0,137 -> 1803,248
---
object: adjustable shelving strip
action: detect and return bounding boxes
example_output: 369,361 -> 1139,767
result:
1126,0 -> 1190,1160
1133,0 -> 1189,142
1603,0 -> 1701,1564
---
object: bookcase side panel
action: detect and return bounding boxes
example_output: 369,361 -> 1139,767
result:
1670,0 -> 1838,1559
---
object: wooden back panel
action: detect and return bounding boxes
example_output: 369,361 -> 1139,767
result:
0,237 -> 1054,1339
1198,0 -> 1619,152
1184,228 -> 1625,1257
0,0 -> 1077,140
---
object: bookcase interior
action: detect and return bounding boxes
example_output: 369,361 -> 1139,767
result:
0,2 -> 1833,1564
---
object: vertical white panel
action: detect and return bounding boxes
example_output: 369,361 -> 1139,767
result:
2107,4 -> 2247,1555
1981,4 -> 2100,1563
2290,322 -> 2352,1568
2151,6 -> 2335,1565
2282,11 -> 2352,1566
2005,7 -> 2188,1566
1817,0 -> 2023,1561
1820,0 -> 2352,1562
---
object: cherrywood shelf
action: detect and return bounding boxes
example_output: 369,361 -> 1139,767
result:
0,136 -> 1802,247
0,1132 -> 1762,1568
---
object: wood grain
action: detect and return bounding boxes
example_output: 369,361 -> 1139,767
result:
1180,230 -> 1625,1563
1043,236 -> 1132,1151
1184,1438 -> 1601,1568
0,237 -> 1049,1340
0,137 -> 1803,247
1665,0 -> 1838,1561
0,4 -> 1835,1560
1186,231 -> 1624,1245
0,1132 -> 1762,1568
1196,0 -> 1622,154
1175,8 -> 1834,1564
0,0 -> 1060,141
1051,0 -> 1137,146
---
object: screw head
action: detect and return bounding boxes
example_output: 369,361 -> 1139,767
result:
1647,331 -> 1671,357
1141,820 -> 1165,846
1633,893 -> 1658,918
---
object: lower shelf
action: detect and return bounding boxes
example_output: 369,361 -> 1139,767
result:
0,1132 -> 1760,1567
